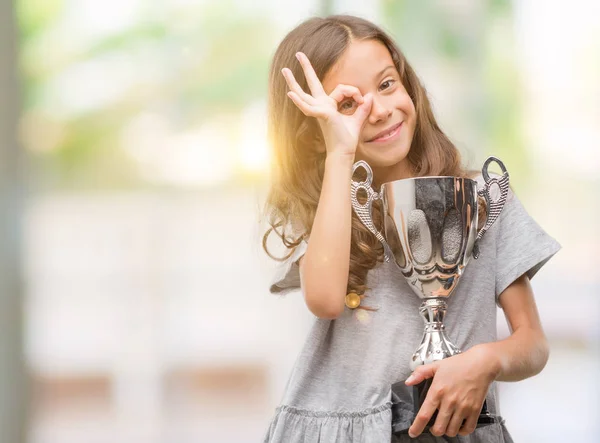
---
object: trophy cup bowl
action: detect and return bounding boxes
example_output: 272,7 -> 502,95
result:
350,157 -> 510,434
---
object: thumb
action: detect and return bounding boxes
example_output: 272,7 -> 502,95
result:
405,363 -> 438,386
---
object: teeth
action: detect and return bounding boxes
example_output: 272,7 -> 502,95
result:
376,126 -> 397,140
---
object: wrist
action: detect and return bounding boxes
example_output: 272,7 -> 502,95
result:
325,151 -> 355,167
472,343 -> 502,381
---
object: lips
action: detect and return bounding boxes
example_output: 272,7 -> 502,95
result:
367,121 -> 403,142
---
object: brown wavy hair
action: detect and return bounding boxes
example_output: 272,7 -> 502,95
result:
261,15 -> 485,309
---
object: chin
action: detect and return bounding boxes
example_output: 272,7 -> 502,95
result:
357,142 -> 410,168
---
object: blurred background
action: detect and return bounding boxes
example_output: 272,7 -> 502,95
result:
0,0 -> 598,442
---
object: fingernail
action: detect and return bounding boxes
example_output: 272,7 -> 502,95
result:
405,374 -> 415,384
295,52 -> 301,60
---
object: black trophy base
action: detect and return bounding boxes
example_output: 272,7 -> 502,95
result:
391,379 -> 498,436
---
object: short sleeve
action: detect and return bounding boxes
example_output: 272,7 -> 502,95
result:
269,239 -> 308,295
493,186 -> 561,303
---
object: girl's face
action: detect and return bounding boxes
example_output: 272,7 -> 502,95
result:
322,39 -> 416,183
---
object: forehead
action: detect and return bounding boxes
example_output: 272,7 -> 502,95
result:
322,39 -> 396,95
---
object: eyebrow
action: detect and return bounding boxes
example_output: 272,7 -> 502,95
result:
375,65 -> 396,79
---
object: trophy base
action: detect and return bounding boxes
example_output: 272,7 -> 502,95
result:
390,379 -> 498,436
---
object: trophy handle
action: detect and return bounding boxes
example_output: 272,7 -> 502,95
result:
350,160 -> 394,262
473,156 -> 510,259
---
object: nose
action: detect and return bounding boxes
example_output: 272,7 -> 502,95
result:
368,96 -> 393,124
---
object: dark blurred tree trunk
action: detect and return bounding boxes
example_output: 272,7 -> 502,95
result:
0,0 -> 28,442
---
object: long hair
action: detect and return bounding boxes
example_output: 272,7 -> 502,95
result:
261,15 -> 484,308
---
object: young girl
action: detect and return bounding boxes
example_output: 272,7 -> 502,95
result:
261,14 -> 560,443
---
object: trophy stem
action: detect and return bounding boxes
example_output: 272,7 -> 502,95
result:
410,298 -> 461,371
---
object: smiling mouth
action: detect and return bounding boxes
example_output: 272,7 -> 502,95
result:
367,122 -> 403,143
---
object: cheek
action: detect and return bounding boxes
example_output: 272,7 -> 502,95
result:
400,98 -> 417,134
386,91 -> 413,121
395,91 -> 415,115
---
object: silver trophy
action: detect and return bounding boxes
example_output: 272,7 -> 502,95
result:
350,156 -> 510,433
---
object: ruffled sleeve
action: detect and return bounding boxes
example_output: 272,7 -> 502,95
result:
269,239 -> 308,295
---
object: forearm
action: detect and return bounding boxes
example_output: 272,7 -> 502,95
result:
302,152 -> 354,319
475,327 -> 550,382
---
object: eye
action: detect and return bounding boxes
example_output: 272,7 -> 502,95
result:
339,100 -> 357,113
380,79 -> 395,90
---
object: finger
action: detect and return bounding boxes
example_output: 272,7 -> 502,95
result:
286,91 -> 327,119
405,364 -> 437,386
445,410 -> 468,437
281,68 -> 316,105
408,395 -> 439,438
295,52 -> 327,98
458,411 -> 478,436
353,93 -> 373,123
429,401 -> 455,437
328,84 -> 363,105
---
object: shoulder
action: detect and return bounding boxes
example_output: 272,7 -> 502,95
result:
465,169 -> 516,201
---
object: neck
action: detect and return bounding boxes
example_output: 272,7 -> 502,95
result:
372,159 -> 413,188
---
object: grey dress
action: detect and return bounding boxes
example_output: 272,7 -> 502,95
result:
262,176 -> 561,443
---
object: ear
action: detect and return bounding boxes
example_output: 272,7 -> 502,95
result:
313,122 -> 326,153
298,117 -> 326,154
314,141 -> 326,154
